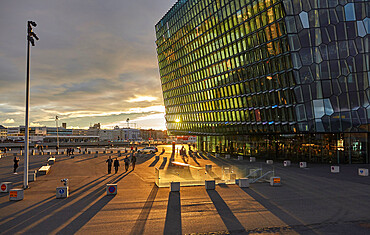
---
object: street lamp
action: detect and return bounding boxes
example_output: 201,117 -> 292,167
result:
24,20 -> 39,189
55,116 -> 59,152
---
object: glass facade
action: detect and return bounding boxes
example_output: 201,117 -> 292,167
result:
155,0 -> 369,164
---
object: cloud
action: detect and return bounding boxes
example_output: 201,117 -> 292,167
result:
4,119 -> 15,124
0,0 -> 175,129
127,96 -> 158,103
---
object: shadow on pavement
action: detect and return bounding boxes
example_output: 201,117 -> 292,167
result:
55,172 -> 132,234
159,158 -> 167,169
0,172 -> 123,234
207,189 -> 245,234
163,191 -> 182,235
130,183 -> 159,235
149,158 -> 160,167
241,188 -> 318,234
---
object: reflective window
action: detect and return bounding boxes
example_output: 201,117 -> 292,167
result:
299,11 -> 309,28
344,3 -> 356,21
357,21 -> 366,37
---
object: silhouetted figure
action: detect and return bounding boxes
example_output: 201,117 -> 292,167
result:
13,157 -> 19,174
114,158 -> 120,174
131,154 -> 136,170
106,156 -> 113,174
124,156 -> 129,172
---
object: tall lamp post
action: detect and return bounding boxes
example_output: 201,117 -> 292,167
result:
55,115 -> 59,152
24,21 -> 39,189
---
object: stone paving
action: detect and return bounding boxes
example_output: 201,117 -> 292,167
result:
0,145 -> 370,234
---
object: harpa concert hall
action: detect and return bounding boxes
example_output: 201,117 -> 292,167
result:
155,0 -> 369,164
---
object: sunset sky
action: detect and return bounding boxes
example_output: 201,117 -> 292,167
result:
0,0 -> 176,130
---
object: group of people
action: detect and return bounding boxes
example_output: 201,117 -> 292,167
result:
105,154 -> 136,174
66,148 -> 74,156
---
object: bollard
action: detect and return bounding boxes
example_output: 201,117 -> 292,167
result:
205,164 -> 212,172
331,166 -> 340,173
88,151 -> 91,154
170,182 -> 180,192
205,180 -> 215,190
358,168 -> 369,176
250,157 -> 256,162
238,156 -> 243,161
82,151 -> 86,154
103,150 -> 106,154
238,178 -> 249,188
266,160 -> 273,164
28,172 -> 36,182
106,184 -> 117,195
110,150 -> 113,154
9,189 -> 24,201
56,186 -> 69,198
270,177 -> 281,186
300,162 -> 307,168
48,157 -> 56,165
283,160 -> 291,167
0,182 -> 13,193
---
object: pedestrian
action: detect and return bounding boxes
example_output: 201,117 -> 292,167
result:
106,156 -> 113,174
114,157 -> 120,174
135,146 -> 137,152
131,146 -> 133,152
131,154 -> 136,170
13,156 -> 20,174
71,148 -> 74,155
124,156 -> 129,172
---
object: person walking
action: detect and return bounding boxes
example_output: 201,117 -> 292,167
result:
106,156 -> 113,174
13,156 -> 20,174
131,154 -> 137,170
124,156 -> 129,172
114,157 -> 120,174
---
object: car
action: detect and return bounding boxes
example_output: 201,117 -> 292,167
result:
137,146 -> 158,154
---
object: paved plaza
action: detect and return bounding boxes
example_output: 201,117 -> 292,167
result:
0,145 -> 370,234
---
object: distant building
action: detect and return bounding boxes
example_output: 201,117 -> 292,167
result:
0,125 -> 7,141
88,123 -> 141,141
72,129 -> 88,136
140,129 -> 167,141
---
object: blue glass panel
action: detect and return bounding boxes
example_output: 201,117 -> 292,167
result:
313,99 -> 325,119
324,98 -> 334,115
363,18 -> 370,34
299,11 -> 310,28
357,21 -> 366,37
344,3 -> 356,21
